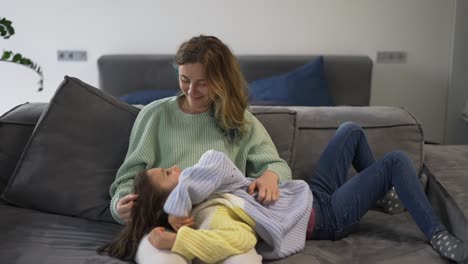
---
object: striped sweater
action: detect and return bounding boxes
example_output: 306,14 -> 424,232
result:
109,96 -> 292,224
164,150 -> 313,260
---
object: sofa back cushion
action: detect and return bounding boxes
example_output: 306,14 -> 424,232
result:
289,106 -> 424,181
0,103 -> 47,193
1,76 -> 139,222
251,107 -> 297,166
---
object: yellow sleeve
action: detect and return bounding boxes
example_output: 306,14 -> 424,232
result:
171,206 -> 257,264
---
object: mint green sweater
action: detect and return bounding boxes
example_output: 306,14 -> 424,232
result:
109,96 -> 292,224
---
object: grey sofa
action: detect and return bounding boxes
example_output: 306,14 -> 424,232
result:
0,55 -> 467,264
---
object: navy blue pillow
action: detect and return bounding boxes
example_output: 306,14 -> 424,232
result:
249,56 -> 334,106
120,89 -> 178,105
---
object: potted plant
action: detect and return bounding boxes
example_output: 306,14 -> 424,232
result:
1,16 -> 43,91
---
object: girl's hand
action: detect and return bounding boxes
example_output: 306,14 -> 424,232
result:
116,193 -> 138,223
148,227 -> 177,250
248,170 -> 280,205
168,215 -> 195,231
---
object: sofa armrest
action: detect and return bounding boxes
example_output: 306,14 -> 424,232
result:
424,144 -> 468,242
0,103 -> 48,193
425,165 -> 468,243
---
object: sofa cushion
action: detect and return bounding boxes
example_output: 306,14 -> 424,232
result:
1,76 -> 140,222
0,202 -> 124,264
251,107 -> 297,166
249,56 -> 335,106
0,201 -> 437,264
0,103 -> 47,193
290,106 -> 424,184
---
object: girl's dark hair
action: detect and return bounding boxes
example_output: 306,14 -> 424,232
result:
97,170 -> 171,262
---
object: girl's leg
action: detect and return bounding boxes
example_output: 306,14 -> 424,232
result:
221,248 -> 262,264
331,151 -> 467,262
136,234 -> 191,264
307,122 -> 375,194
330,151 -> 443,239
308,122 -> 376,239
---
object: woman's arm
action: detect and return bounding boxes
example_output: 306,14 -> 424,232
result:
109,105 -> 160,223
244,112 -> 292,204
245,112 -> 292,182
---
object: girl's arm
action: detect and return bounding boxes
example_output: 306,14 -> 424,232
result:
151,204 -> 257,263
171,206 -> 257,263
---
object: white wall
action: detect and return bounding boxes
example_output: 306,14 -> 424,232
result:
0,0 -> 455,143
445,0 -> 468,144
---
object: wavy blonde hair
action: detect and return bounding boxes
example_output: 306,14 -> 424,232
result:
175,35 -> 249,143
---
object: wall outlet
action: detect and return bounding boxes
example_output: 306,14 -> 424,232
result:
376,51 -> 407,64
57,50 -> 87,61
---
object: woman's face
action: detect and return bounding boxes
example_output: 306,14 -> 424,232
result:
147,165 -> 181,192
178,63 -> 212,113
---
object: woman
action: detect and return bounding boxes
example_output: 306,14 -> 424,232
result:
108,35 -> 291,262
103,143 -> 468,264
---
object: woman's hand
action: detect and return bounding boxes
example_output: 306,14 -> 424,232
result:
248,170 -> 280,205
116,193 -> 138,223
168,215 -> 195,231
148,227 -> 177,250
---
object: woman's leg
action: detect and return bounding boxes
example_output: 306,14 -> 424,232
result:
135,234 -> 191,264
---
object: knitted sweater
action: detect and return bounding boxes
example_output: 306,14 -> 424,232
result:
109,96 -> 292,224
172,201 -> 258,263
164,150 -> 313,260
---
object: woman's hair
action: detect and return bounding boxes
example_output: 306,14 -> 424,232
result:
175,35 -> 249,143
97,170 -> 171,262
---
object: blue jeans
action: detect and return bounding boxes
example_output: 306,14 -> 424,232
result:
308,122 -> 445,240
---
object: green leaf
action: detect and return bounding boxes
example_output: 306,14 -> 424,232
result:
0,18 -> 15,38
7,25 -> 14,36
1,51 -> 12,60
21,58 -> 32,65
12,53 -> 22,62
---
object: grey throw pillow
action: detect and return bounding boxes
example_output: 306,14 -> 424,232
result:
0,103 -> 47,193
1,76 -> 140,222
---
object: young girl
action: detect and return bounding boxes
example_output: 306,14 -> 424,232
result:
99,149 -> 310,263
100,123 -> 468,264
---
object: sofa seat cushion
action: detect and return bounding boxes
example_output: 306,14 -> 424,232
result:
265,210 -> 443,264
0,201 -> 443,264
1,76 -> 140,222
0,202 -> 124,264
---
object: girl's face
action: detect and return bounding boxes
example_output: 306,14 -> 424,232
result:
178,63 -> 212,113
147,165 -> 181,192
